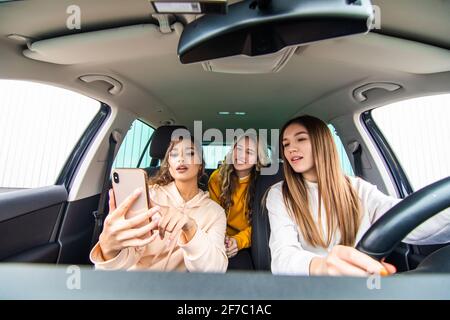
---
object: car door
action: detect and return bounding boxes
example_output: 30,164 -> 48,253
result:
0,79 -> 107,264
364,93 -> 450,270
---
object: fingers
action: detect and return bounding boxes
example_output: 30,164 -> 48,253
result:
166,218 -> 179,235
122,233 -> 157,248
335,246 -> 386,274
169,219 -> 186,241
113,188 -> 143,218
108,189 -> 116,211
116,218 -> 160,242
153,212 -> 162,222
381,261 -> 397,275
227,247 -> 238,258
225,238 -> 238,258
158,213 -> 171,239
158,210 -> 187,240
326,256 -> 368,277
125,206 -> 161,228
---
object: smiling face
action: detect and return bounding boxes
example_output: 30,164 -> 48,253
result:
232,136 -> 258,173
282,122 -> 317,181
167,139 -> 202,183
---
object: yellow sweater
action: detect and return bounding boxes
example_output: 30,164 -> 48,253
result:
208,169 -> 251,250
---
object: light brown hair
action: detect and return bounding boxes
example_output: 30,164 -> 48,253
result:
218,134 -> 270,221
148,136 -> 205,187
280,115 -> 362,247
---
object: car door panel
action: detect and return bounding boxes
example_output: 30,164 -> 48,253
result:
57,193 -> 101,265
3,243 -> 60,263
0,185 -> 67,262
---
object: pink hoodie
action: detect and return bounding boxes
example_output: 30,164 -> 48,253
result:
90,182 -> 228,272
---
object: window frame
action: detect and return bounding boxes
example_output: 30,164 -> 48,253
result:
136,119 -> 156,168
112,118 -> 156,169
361,110 -> 413,199
56,103 -> 110,190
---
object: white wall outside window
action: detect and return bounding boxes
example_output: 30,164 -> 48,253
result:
0,80 -> 100,191
372,93 -> 450,191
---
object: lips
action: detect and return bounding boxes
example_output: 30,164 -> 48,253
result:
176,165 -> 188,173
290,155 -> 303,163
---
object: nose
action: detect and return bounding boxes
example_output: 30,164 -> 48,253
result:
286,145 -> 297,153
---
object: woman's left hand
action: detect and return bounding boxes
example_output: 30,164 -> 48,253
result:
158,209 -> 197,244
225,236 -> 238,258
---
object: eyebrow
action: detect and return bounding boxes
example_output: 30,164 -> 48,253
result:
282,131 -> 308,141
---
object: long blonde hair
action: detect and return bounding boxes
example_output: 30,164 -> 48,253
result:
218,134 -> 270,221
148,136 -> 205,187
280,115 -> 362,247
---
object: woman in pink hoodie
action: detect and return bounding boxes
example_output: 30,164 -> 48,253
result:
90,136 -> 228,272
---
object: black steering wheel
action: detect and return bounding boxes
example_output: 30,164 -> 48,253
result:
356,176 -> 450,273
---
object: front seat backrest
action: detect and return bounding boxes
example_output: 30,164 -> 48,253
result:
251,166 -> 284,271
145,125 -> 188,177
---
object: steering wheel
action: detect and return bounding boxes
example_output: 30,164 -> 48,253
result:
355,176 -> 450,273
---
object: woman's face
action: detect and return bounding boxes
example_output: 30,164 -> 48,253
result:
282,123 -> 316,178
168,140 -> 202,183
232,137 -> 258,173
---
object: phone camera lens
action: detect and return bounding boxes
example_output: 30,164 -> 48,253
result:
113,172 -> 119,183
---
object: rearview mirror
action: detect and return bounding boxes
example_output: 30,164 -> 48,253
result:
178,0 -> 374,64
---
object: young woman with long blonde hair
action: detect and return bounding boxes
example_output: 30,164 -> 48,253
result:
208,134 -> 270,269
267,115 -> 450,276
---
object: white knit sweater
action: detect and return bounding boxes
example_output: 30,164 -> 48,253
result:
266,177 -> 450,276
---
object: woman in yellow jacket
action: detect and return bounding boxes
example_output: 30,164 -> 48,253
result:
208,133 -> 270,269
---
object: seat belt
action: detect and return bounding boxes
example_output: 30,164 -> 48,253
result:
349,141 -> 363,178
90,132 -> 119,249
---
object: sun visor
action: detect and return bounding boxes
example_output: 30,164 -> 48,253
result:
302,33 -> 450,74
23,23 -> 183,65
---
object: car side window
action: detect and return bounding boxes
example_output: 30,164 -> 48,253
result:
201,126 -> 354,175
372,93 -> 450,191
203,145 -> 232,169
328,124 -> 355,177
0,80 -> 100,192
113,119 -> 155,169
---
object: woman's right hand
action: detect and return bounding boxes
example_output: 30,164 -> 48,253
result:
99,188 -> 161,260
310,245 -> 397,277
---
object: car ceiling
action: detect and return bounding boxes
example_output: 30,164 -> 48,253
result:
0,0 -> 449,133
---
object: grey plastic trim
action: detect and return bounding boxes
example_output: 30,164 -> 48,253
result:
0,185 -> 68,223
0,264 -> 449,299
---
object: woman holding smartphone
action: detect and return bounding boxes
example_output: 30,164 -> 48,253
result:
90,136 -> 228,272
267,115 -> 450,276
208,134 -> 270,268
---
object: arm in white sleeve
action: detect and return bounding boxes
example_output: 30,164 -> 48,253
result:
266,185 -> 319,276
356,177 -> 450,245
178,208 -> 228,273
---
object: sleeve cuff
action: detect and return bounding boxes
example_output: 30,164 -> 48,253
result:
302,252 -> 320,276
272,249 -> 320,276
89,242 -> 131,270
178,228 -> 209,261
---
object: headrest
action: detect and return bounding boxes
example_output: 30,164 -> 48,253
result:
149,125 -> 188,160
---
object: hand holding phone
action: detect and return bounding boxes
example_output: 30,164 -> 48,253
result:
98,188 -> 160,260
